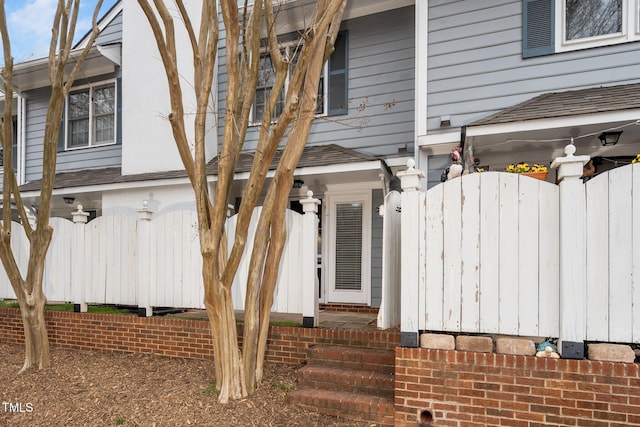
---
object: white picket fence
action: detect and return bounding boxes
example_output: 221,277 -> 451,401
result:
0,193 -> 321,321
386,146 -> 640,350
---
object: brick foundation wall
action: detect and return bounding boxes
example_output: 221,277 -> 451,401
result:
395,347 -> 640,427
0,308 -> 399,365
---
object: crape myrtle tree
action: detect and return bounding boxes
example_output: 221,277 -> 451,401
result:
0,0 -> 103,373
137,0 -> 346,402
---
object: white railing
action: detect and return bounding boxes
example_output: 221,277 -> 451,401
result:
0,193 -> 321,323
394,145 -> 640,352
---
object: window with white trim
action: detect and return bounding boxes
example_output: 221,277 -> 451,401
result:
252,31 -> 347,123
65,82 -> 116,149
523,0 -> 640,57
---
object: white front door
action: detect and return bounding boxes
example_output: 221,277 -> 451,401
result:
325,192 -> 371,304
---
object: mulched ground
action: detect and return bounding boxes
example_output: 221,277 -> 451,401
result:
0,343 -> 376,427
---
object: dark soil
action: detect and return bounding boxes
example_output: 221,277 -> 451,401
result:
0,343 -> 376,427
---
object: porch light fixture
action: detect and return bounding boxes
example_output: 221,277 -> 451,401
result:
598,131 -> 622,146
63,196 -> 75,205
293,179 -> 304,189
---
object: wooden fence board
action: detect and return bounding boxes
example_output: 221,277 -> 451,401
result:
498,174 -> 519,335
442,179 -> 462,331
479,173 -> 500,333
460,173 -> 480,332
632,164 -> 640,343
424,184 -> 444,330
607,167 -> 633,342
518,176 -> 540,336
585,174 -> 609,341
538,183 -> 559,337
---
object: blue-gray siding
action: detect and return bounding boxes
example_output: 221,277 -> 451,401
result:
20,10 -> 123,184
24,86 -> 122,183
427,0 -> 640,131
95,10 -> 123,45
218,6 -> 415,158
370,188 -> 383,308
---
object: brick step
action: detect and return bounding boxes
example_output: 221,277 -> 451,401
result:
307,345 -> 395,374
288,388 -> 394,426
297,365 -> 394,398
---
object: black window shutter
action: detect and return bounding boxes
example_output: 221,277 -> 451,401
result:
523,0 -> 555,58
328,31 -> 348,116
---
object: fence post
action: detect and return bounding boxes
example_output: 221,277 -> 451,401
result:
377,191 -> 402,330
300,191 -> 321,327
551,143 -> 590,359
72,205 -> 89,313
137,201 -> 154,317
397,159 -> 424,347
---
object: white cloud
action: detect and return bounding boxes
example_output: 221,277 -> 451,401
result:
6,0 -> 108,62
8,0 -> 59,61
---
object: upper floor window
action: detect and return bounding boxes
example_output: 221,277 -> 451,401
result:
523,0 -> 640,57
252,31 -> 347,124
66,82 -> 116,149
565,0 -> 622,41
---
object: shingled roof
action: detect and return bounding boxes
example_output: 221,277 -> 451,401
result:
470,83 -> 640,126
19,144 -> 379,192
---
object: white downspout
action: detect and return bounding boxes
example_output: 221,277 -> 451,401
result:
18,94 -> 26,186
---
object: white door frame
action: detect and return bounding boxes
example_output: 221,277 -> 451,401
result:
324,190 -> 371,305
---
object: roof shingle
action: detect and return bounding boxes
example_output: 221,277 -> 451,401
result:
470,83 -> 640,126
18,144 -> 378,192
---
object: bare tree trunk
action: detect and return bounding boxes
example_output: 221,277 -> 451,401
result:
17,287 -> 50,373
0,0 -> 103,373
138,0 -> 346,402
203,267 -> 247,402
244,0 -> 345,385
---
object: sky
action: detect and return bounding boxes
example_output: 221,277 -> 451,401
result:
3,0 -> 118,63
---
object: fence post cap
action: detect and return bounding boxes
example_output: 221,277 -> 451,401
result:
397,159 -> 424,191
71,205 -> 90,223
551,143 -> 590,181
300,191 -> 321,213
136,200 -> 154,220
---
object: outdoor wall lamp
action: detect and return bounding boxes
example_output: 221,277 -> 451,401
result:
598,131 -> 622,146
293,179 -> 304,189
63,196 -> 76,205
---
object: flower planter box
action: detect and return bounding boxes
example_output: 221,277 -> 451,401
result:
522,171 -> 548,181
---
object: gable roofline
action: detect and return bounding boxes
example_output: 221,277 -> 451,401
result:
74,0 -> 123,49
8,45 -> 120,92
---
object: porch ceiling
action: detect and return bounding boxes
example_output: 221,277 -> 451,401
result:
465,83 -> 640,161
